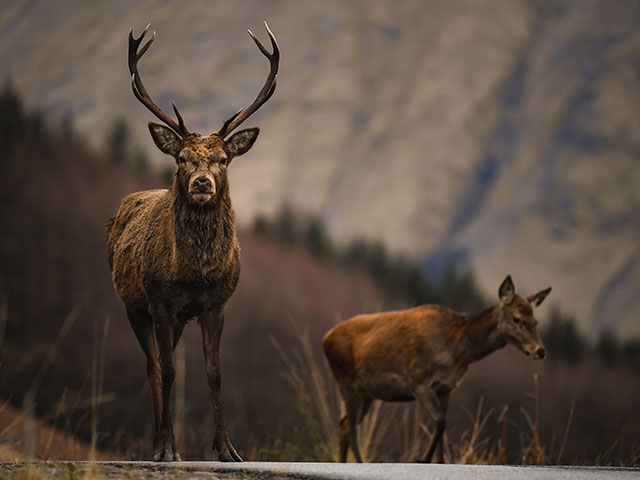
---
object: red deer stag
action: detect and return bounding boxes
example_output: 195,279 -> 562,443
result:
106,22 -> 279,462
322,275 -> 550,463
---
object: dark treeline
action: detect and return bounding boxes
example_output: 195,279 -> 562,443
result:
0,80 -> 167,455
104,116 -> 150,174
253,206 -> 486,312
542,306 -> 640,370
0,81 -> 154,339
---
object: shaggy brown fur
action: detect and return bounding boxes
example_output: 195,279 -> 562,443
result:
322,275 -> 551,463
106,131 -> 253,462
107,23 -> 278,463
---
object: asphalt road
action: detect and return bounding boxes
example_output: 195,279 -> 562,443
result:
2,461 -> 638,479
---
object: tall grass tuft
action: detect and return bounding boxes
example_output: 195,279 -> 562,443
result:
90,317 -> 110,461
453,398 -> 495,464
23,307 -> 79,458
270,320 -> 340,461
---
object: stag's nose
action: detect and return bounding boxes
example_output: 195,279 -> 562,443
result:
193,176 -> 212,193
536,347 -> 546,359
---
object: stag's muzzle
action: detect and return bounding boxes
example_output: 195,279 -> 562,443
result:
190,175 -> 215,204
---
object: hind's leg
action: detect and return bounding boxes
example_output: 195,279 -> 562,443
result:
414,386 -> 449,463
338,414 -> 349,462
341,388 -> 370,463
338,395 -> 372,463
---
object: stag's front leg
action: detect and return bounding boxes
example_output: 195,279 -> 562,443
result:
201,310 -> 242,462
151,304 -> 181,462
126,309 -> 162,442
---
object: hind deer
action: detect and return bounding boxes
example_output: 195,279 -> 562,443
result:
106,22 -> 279,462
322,275 -> 550,463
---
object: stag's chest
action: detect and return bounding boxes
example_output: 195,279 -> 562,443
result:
169,214 -> 239,280
171,277 -> 234,322
143,235 -> 240,316
174,241 -> 239,290
165,258 -> 240,323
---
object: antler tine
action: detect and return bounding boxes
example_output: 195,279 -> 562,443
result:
172,102 -> 188,135
128,24 -> 190,137
217,22 -> 280,138
218,108 -> 243,138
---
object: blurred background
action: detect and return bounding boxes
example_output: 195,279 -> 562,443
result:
0,0 -> 638,465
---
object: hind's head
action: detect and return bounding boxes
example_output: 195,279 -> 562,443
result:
496,275 -> 551,360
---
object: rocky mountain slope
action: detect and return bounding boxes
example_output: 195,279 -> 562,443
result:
1,0 -> 638,336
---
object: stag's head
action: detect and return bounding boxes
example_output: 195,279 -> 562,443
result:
496,275 -> 551,360
128,23 -> 279,206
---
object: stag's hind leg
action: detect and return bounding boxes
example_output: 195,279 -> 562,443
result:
200,310 -> 242,462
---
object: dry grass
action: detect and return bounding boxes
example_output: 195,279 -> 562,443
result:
267,319 -> 340,462
0,462 -> 114,480
0,403 -> 114,462
0,306 -> 115,462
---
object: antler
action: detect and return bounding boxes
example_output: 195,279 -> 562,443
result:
217,22 -> 280,138
128,24 -> 190,137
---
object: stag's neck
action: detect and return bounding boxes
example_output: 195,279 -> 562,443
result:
457,306 -> 506,364
169,183 -> 237,277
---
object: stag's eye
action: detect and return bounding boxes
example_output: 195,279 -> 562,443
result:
513,315 -> 521,324
177,154 -> 187,164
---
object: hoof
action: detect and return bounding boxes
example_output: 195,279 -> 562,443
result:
215,438 -> 242,462
153,445 -> 181,462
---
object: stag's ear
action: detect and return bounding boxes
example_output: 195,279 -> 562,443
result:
226,128 -> 259,158
148,123 -> 182,157
528,287 -> 552,307
499,275 -> 515,304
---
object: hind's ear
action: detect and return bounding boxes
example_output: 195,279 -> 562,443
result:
226,128 -> 259,158
149,123 -> 182,157
499,275 -> 515,304
528,287 -> 552,307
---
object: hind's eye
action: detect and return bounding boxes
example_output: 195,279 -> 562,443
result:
177,154 -> 186,164
513,316 -> 521,324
